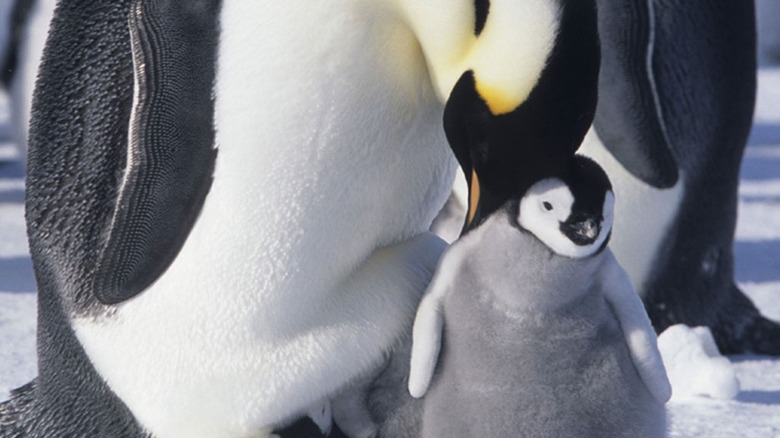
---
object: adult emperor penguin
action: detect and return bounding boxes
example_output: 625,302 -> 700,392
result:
409,155 -> 671,438
1,0 -> 600,437
584,0 -> 780,354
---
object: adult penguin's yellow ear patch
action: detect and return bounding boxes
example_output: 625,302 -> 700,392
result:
474,80 -> 522,115
467,169 -> 481,225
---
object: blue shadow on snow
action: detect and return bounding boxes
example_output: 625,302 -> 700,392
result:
0,160 -> 24,179
733,240 -> 780,283
747,123 -> 780,147
0,187 -> 24,203
740,154 -> 780,181
736,390 -> 780,406
0,256 -> 36,293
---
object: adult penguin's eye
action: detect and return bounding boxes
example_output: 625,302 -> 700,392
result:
543,202 -> 553,211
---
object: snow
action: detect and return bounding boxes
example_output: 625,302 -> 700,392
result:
658,325 -> 740,401
1,23 -> 780,438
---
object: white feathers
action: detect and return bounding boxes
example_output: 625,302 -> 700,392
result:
408,292 -> 445,398
518,177 -> 615,259
467,0 -> 560,114
579,129 -> 684,294
408,258 -> 459,398
76,1 -> 455,436
399,0 -> 560,112
76,233 -> 447,438
518,178 -> 575,247
408,208 -> 671,420
599,251 -> 672,403
409,221 -> 487,398
517,177 -> 667,399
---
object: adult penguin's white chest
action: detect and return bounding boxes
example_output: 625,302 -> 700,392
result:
74,2 -> 455,437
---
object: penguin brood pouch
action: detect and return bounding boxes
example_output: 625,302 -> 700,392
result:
409,156 -> 672,437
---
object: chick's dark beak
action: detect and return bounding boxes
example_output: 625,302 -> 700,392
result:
561,215 -> 601,246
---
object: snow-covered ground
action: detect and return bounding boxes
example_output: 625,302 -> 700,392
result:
0,88 -> 36,402
1,27 -> 780,438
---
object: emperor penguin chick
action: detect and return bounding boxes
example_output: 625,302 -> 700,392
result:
409,156 -> 671,438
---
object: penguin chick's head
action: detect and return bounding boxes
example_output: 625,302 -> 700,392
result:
517,156 -> 614,259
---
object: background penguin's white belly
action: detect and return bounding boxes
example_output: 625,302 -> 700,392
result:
75,2 -> 455,437
579,129 -> 684,295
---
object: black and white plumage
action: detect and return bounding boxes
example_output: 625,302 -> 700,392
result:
1,0 -> 604,436
410,156 -> 671,438
442,0 -> 599,233
432,0 -> 778,357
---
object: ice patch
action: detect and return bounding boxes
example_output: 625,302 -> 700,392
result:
658,325 -> 740,400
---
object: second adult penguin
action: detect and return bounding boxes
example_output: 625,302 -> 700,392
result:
409,156 -> 671,438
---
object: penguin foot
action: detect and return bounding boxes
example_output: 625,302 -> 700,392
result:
711,284 -> 780,355
715,313 -> 780,355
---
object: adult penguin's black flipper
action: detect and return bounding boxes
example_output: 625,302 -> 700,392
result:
16,0 -> 222,433
26,0 -> 220,311
92,0 -> 220,305
593,0 -> 678,189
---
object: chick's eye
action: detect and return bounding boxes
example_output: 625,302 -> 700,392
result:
543,202 -> 553,211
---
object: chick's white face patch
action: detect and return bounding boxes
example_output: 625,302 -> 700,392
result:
519,178 -> 614,259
